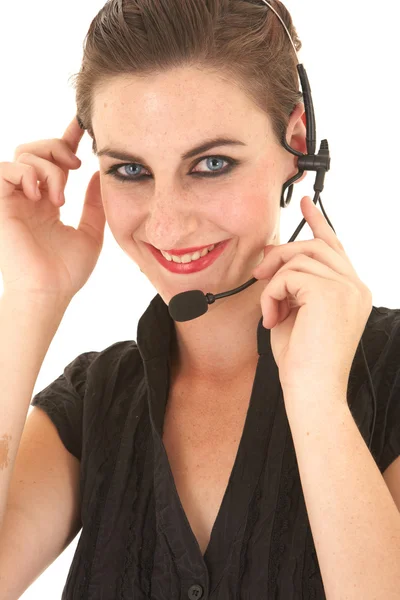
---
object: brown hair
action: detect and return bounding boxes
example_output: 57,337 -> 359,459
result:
70,0 -> 303,155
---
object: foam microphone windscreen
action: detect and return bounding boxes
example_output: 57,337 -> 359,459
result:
168,290 -> 209,322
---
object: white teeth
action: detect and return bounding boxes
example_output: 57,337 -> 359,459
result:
160,244 -> 216,263
180,251 -> 199,264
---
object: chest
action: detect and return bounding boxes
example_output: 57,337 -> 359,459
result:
162,373 -> 255,556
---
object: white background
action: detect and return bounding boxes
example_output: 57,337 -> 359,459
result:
0,0 -> 398,597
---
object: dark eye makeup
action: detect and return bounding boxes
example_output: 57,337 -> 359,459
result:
105,155 -> 240,183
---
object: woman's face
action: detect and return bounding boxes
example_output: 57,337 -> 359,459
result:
91,66 -> 306,304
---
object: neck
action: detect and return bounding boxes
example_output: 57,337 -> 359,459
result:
169,278 -> 265,386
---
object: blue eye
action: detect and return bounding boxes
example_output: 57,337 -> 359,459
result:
105,155 -> 238,183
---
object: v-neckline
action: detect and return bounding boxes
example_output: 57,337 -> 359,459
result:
137,294 -> 283,591
144,349 -> 282,591
162,361 -> 257,558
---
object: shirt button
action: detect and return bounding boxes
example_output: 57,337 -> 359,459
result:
187,584 -> 204,599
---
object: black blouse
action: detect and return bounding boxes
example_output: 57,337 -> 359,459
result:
31,293 -> 400,599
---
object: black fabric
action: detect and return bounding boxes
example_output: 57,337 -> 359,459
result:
31,295 -> 400,599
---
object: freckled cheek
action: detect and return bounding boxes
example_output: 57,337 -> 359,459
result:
101,189 -> 144,229
226,193 -> 268,233
100,185 -> 271,241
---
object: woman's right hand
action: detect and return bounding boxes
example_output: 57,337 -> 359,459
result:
0,116 -> 106,303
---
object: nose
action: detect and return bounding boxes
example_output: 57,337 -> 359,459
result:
145,191 -> 200,251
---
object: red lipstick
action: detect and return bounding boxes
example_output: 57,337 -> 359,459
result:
162,244 -> 218,256
146,239 -> 231,275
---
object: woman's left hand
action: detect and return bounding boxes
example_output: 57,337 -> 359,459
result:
252,195 -> 373,398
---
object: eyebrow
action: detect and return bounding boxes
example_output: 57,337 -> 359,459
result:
95,137 -> 247,163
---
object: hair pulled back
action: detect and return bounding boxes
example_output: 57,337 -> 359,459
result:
70,0 -> 303,153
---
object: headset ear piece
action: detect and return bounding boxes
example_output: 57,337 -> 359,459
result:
297,171 -> 307,185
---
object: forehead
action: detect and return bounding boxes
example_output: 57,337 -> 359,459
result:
92,67 -> 271,149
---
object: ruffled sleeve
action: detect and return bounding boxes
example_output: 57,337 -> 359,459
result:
30,351 -> 99,461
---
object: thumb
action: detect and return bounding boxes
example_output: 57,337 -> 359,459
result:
77,171 -> 106,248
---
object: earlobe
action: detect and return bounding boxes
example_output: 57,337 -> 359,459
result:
284,168 -> 307,187
296,170 -> 307,185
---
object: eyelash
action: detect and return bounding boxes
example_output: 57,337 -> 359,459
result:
105,155 -> 239,183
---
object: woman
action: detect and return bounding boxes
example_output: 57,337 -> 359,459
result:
1,1 -> 399,598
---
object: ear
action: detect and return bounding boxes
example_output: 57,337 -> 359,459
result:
286,102 -> 307,154
285,102 -> 308,184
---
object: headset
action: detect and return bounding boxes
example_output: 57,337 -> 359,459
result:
76,0 -> 377,451
261,1 -> 377,453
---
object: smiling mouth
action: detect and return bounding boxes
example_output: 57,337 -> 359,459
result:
146,238 -> 231,273
155,241 -> 224,256
160,242 -> 222,263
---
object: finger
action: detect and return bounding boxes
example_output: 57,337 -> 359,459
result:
14,153 -> 66,207
264,296 -> 291,330
14,139 -> 81,171
261,271 -> 315,329
77,171 -> 106,247
253,238 -> 357,281
260,255 -> 346,328
0,162 -> 43,203
270,253 -> 348,284
62,116 -> 85,156
277,296 -> 292,327
301,196 -> 346,253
